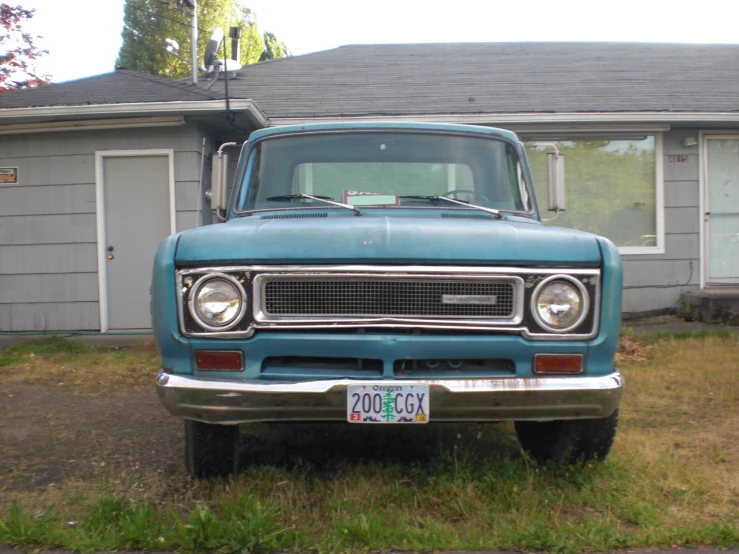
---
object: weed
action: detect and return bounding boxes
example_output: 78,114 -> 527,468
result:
0,501 -> 55,548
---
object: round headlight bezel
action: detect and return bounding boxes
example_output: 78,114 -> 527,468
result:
531,275 -> 589,333
188,273 -> 248,332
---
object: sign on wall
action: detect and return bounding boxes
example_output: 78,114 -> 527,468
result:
0,168 -> 18,184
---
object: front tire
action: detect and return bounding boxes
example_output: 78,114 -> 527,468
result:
184,420 -> 240,478
515,409 -> 619,464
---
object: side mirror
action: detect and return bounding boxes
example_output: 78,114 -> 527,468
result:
210,151 -> 229,212
546,151 -> 566,212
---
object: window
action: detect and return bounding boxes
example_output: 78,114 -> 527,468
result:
293,162 -> 474,200
237,132 -> 532,213
524,136 -> 663,253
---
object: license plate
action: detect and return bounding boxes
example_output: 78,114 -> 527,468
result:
347,384 -> 430,423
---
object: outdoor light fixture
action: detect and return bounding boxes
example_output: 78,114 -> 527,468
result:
682,137 -> 698,147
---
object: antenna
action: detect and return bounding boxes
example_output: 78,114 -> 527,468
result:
203,27 -> 243,90
165,38 -> 190,64
203,27 -> 224,73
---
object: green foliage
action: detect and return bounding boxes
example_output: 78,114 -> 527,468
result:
170,495 -> 284,553
526,138 -> 657,246
0,501 -> 55,547
259,31 -> 289,61
0,4 -> 50,91
0,496 -> 285,553
0,336 -> 100,367
306,162 -> 466,200
2,459 -> 736,553
639,327 -> 734,344
116,0 -> 265,78
232,5 -> 266,65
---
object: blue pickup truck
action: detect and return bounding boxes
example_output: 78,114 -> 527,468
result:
153,122 -> 624,478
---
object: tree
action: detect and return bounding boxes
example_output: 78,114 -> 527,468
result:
526,138 -> 657,246
259,31 -> 289,61
381,391 -> 395,422
0,3 -> 50,92
117,0 -> 267,79
232,5 -> 265,66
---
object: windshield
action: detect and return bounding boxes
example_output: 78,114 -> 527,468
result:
234,131 -> 532,213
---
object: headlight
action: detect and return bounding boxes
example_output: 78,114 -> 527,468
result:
189,273 -> 247,331
532,276 -> 589,333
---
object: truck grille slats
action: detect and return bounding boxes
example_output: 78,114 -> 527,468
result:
262,278 -> 516,319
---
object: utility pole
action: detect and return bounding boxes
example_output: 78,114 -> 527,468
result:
188,0 -> 198,84
163,0 -> 199,84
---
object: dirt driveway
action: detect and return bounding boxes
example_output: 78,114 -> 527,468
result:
0,381 -> 181,492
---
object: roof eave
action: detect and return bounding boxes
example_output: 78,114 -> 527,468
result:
269,111 -> 739,127
0,99 -> 269,128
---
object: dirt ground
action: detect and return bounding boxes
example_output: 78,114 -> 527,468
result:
1,331 -> 738,553
0,381 -> 182,493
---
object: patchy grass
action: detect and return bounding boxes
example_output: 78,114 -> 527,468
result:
1,334 -> 738,552
637,327 -> 734,344
0,336 -> 160,391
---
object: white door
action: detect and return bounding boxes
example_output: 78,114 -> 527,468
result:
97,151 -> 174,330
704,137 -> 739,284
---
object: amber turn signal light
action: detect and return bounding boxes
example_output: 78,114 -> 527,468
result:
195,351 -> 243,371
534,353 -> 583,374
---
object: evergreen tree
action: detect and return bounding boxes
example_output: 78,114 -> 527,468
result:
117,0 -> 267,78
259,31 -> 289,61
381,391 -> 395,422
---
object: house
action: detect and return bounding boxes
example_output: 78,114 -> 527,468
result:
1,42 -> 738,332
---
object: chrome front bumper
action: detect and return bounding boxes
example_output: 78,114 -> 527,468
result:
156,372 -> 624,424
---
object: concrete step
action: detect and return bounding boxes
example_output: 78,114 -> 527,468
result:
681,287 -> 739,323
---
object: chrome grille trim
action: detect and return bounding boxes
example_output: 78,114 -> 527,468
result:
175,265 -> 601,340
178,265 -> 600,276
254,273 -> 524,324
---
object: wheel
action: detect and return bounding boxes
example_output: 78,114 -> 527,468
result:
184,420 -> 240,478
514,409 -> 619,464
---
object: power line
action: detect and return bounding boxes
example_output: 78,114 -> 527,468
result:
124,2 -> 208,33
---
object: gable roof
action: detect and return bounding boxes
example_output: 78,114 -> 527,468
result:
2,43 -> 739,124
206,42 -> 739,119
0,69 -> 222,109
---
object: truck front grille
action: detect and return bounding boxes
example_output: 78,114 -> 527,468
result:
257,275 -> 519,320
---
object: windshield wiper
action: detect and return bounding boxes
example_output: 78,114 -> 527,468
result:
398,196 -> 501,218
265,194 -> 362,216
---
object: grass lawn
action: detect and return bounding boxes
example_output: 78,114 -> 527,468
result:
0,331 -> 737,553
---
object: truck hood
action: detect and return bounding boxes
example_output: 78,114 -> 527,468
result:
175,214 -> 602,267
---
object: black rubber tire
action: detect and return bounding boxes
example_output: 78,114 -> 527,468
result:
184,420 -> 240,479
514,409 -> 619,464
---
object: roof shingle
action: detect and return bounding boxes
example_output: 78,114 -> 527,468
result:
2,43 -> 739,118
0,69 -> 222,109
211,42 -> 739,117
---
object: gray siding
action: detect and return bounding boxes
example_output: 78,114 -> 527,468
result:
174,149 -> 204,232
0,125 -> 205,331
0,125 -> 710,329
194,125 -> 217,226
620,129 -> 701,314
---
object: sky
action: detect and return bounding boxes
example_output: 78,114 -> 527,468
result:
19,0 -> 739,84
